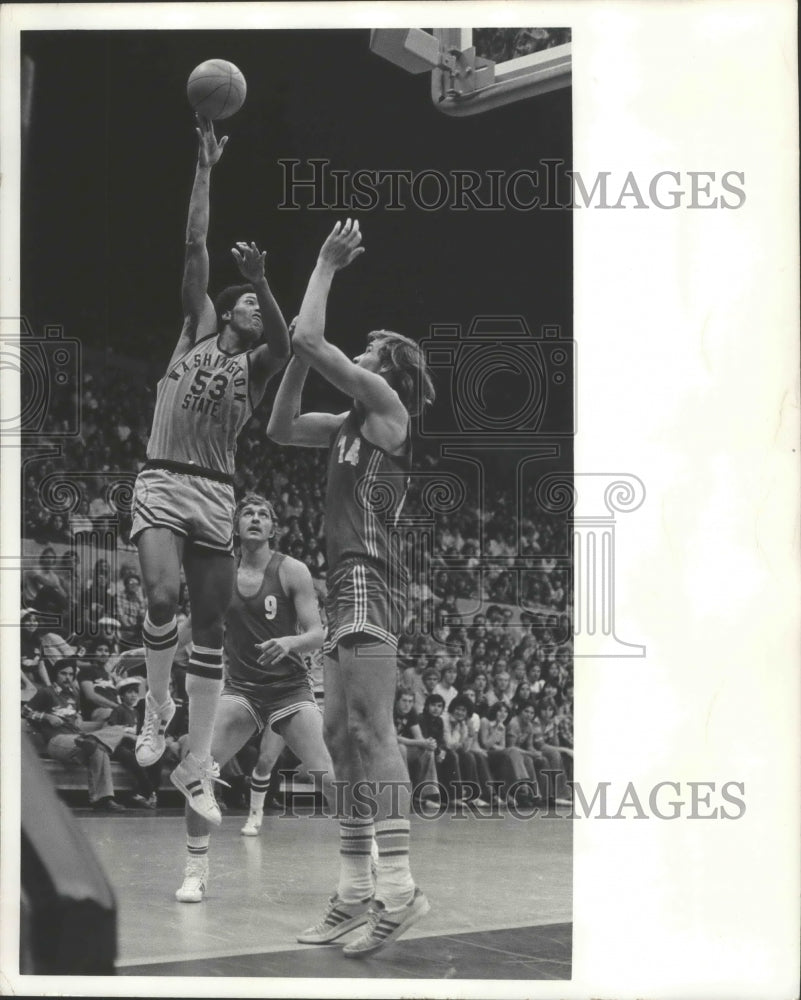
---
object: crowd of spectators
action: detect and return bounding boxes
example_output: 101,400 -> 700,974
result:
393,601 -> 574,808
21,350 -> 573,812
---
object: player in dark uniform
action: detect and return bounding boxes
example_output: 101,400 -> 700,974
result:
267,220 -> 436,956
130,117 -> 290,825
176,493 -> 334,903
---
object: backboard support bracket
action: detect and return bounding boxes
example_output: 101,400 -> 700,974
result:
369,27 -> 571,117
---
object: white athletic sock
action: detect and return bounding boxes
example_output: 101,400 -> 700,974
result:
142,614 -> 178,706
337,817 -> 375,904
186,833 -> 210,860
249,770 -> 270,814
374,818 -> 414,910
185,644 -> 224,761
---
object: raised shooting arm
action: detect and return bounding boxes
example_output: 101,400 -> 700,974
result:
169,116 -> 227,366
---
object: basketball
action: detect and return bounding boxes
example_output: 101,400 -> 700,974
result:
187,60 -> 247,120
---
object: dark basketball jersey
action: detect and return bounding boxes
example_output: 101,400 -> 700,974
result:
325,408 -> 411,574
147,334 -> 253,476
225,552 -> 308,686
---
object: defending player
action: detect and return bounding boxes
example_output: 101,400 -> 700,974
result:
176,493 -> 334,903
267,220 -> 436,957
130,117 -> 290,824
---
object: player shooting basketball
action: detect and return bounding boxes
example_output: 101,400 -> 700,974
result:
267,219 -> 436,957
130,116 -> 290,824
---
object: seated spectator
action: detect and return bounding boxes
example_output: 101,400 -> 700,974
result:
527,661 -> 545,695
22,659 -> 125,812
106,677 -> 161,808
453,657 -> 471,691
540,681 -> 561,708
508,657 -> 528,691
116,569 -> 147,647
510,679 -> 536,717
393,691 -> 439,808
489,669 -> 514,712
535,711 -> 571,801
20,609 -> 50,689
96,617 -> 122,657
459,685 -> 486,753
303,536 -> 327,577
478,702 -> 538,805
76,640 -> 120,721
536,698 -> 572,789
435,594 -> 459,631
507,705 -> 567,804
83,558 -> 116,624
434,662 -> 459,709
39,629 -> 76,674
555,687 -> 574,748
396,635 -> 415,666
418,693 -> 460,807
443,695 -> 494,806
471,639 -> 488,663
398,654 -> 427,713
470,672 -> 492,717
416,666 -> 441,714
88,483 -> 115,526
23,547 -> 69,615
543,660 -> 568,698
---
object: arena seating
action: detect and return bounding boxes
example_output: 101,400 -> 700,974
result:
21,348 -> 573,807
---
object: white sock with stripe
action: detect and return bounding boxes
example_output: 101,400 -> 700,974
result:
374,818 -> 414,911
337,817 -> 375,904
185,644 -> 224,761
142,614 -> 178,707
186,833 -> 209,862
249,770 -> 271,814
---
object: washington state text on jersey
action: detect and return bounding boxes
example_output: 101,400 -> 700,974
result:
146,335 -> 254,477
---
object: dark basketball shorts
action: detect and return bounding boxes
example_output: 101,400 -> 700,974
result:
323,557 -> 407,655
221,677 -> 317,734
131,467 -> 235,554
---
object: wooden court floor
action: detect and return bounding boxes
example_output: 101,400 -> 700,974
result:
80,805 -> 572,980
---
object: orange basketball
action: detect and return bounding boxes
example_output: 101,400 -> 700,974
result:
187,60 -> 247,120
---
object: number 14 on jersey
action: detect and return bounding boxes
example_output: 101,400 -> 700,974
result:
337,436 -> 361,466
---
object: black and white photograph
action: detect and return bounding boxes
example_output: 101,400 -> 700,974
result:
0,3 -> 798,998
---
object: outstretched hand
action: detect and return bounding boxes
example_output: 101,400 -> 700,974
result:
318,218 -> 365,272
256,636 -> 294,666
231,241 -> 267,282
195,114 -> 228,167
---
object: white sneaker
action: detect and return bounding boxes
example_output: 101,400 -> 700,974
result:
170,754 -> 227,826
343,887 -> 430,958
135,692 -> 175,766
296,892 -> 372,944
241,810 -> 263,837
175,855 -> 208,903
